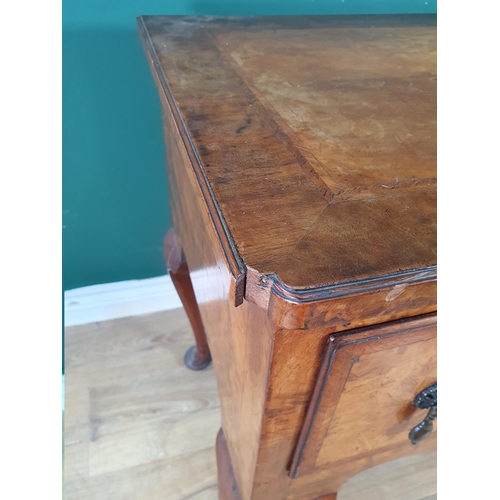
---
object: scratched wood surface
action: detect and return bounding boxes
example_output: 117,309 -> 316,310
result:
64,309 -> 436,500
138,15 -> 436,292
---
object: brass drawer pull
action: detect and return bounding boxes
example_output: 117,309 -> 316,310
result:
409,383 -> 437,445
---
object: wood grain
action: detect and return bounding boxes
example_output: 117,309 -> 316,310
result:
142,24 -> 277,494
138,15 -> 437,305
247,315 -> 437,500
64,309 -> 436,500
150,59 -> 277,498
214,25 -> 436,198
290,315 -> 437,482
267,273 -> 436,331
139,20 -> 246,306
198,295 -> 275,500
217,429 -> 242,500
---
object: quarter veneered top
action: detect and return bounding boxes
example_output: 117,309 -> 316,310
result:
139,15 -> 436,292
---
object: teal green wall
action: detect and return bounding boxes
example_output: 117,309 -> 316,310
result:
63,1 -> 437,291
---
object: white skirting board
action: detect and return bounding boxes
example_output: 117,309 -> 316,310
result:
64,274 -> 184,327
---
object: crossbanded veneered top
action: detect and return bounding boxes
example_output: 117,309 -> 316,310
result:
139,15 -> 436,292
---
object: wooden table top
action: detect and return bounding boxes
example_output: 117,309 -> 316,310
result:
139,15 -> 436,294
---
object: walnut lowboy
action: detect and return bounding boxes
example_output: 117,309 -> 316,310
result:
138,13 -> 437,500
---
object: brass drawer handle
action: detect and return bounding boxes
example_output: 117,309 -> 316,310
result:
409,383 -> 437,445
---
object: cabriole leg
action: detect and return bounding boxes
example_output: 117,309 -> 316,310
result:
163,228 -> 211,370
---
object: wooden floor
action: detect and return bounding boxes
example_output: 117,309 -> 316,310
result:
65,308 -> 437,500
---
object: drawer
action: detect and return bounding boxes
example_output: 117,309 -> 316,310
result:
290,314 -> 437,480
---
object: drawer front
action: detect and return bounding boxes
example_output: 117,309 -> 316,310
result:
290,314 -> 437,479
